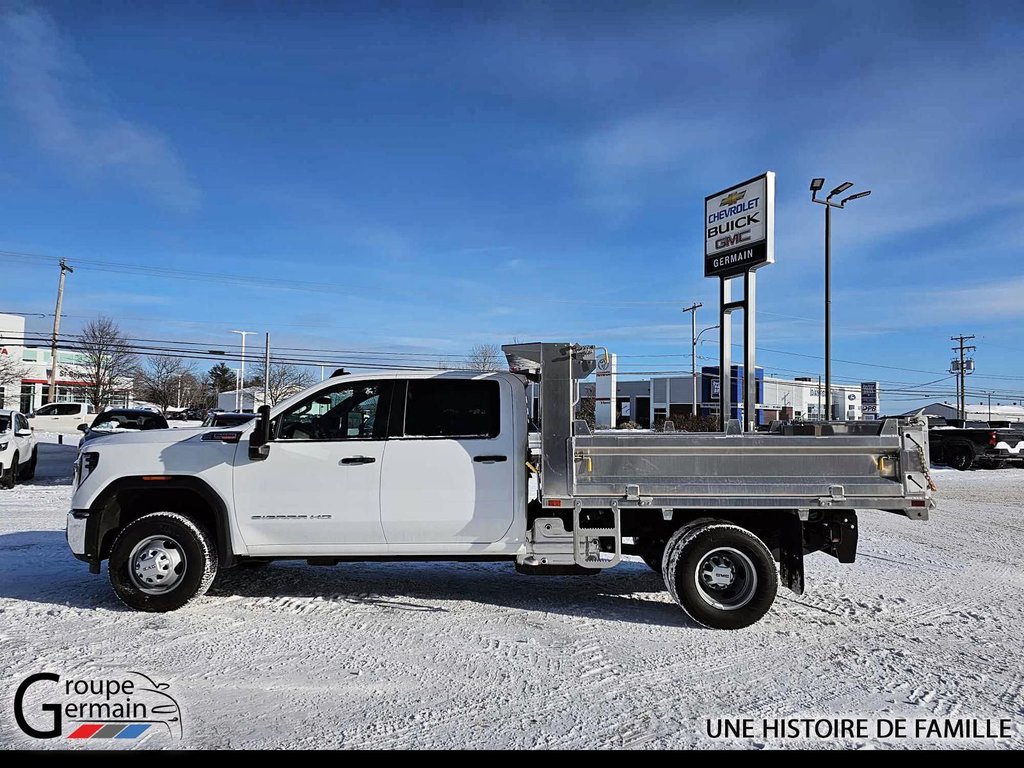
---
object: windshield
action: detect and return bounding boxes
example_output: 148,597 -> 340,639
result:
210,413 -> 253,427
90,412 -> 169,431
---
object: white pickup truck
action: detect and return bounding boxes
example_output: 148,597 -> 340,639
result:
29,401 -> 95,434
67,342 -> 935,629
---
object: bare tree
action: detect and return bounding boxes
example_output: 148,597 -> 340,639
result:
178,371 -> 210,409
137,356 -> 197,414
71,317 -> 138,410
0,354 -> 29,409
250,361 -> 314,406
465,343 -> 501,372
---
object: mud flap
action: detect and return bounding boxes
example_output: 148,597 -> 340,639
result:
779,514 -> 804,595
830,512 -> 858,564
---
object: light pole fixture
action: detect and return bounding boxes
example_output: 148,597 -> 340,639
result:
810,178 -> 870,421
694,324 -> 719,411
681,303 -> 702,417
230,330 -> 256,411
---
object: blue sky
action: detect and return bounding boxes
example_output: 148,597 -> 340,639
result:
1,2 -> 1023,408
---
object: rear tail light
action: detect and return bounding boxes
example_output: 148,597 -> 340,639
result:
201,431 -> 242,444
989,431 -> 998,447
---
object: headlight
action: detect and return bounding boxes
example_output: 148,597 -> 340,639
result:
0,441 -> 8,451
77,452 -> 100,485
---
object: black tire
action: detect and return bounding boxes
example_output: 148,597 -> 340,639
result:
108,512 -> 218,612
950,447 -> 974,471
1,453 -> 18,490
663,522 -> 778,630
634,537 -> 668,573
19,450 -> 37,481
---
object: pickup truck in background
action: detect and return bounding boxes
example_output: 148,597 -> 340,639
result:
29,401 -> 95,434
928,419 -> 1024,470
65,342 -> 935,630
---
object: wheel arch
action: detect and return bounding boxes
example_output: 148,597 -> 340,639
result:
88,476 -> 235,569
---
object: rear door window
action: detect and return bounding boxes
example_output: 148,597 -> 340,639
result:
403,380 -> 500,438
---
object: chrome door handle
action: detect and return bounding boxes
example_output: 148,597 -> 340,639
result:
340,456 -> 376,465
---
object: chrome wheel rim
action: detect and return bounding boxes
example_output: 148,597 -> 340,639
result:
129,535 -> 187,595
694,547 -> 757,611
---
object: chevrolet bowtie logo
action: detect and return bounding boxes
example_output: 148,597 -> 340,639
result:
720,190 -> 746,206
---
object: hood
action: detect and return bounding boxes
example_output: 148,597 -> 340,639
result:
84,426 -> 247,446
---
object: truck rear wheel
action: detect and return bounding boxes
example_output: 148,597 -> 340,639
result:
108,512 -> 218,612
949,447 -> 974,471
663,523 -> 778,630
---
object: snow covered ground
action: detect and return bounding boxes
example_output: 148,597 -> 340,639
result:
1,443 -> 1022,749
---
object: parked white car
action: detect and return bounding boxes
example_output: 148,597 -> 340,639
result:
0,409 -> 37,489
29,402 -> 95,434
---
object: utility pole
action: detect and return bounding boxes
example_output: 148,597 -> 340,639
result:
817,375 -> 822,421
681,303 -> 702,417
47,259 -> 74,403
987,391 -> 992,421
263,332 -> 271,408
950,334 -> 975,422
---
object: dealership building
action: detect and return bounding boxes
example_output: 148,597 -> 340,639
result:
573,363 -> 874,429
0,312 -> 131,413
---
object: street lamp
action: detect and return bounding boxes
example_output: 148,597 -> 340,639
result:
694,325 -> 719,414
681,303 -> 703,417
230,330 -> 256,411
810,178 -> 871,421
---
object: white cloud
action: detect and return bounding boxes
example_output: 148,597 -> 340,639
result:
0,8 -> 199,211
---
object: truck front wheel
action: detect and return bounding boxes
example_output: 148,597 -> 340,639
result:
108,512 -> 218,612
663,523 -> 778,630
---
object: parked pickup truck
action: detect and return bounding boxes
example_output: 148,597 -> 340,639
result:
29,401 -> 95,434
928,420 -> 1024,470
66,342 -> 936,629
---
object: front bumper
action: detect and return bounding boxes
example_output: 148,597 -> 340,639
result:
66,510 -> 101,573
67,510 -> 88,555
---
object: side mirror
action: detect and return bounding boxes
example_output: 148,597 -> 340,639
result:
77,424 -> 89,433
16,428 -> 32,437
248,404 -> 273,461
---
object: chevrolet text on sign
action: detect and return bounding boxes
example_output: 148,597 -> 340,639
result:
705,172 -> 775,278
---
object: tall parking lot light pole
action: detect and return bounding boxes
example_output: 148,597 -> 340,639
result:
681,303 -> 702,416
694,324 -> 719,415
810,178 -> 870,420
230,330 -> 256,411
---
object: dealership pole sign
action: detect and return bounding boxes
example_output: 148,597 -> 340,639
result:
704,171 -> 775,433
705,173 -> 775,278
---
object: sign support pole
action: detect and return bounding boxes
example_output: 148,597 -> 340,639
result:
719,277 -> 732,430
744,269 -> 757,432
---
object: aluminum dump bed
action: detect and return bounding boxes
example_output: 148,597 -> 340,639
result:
504,342 -> 935,519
